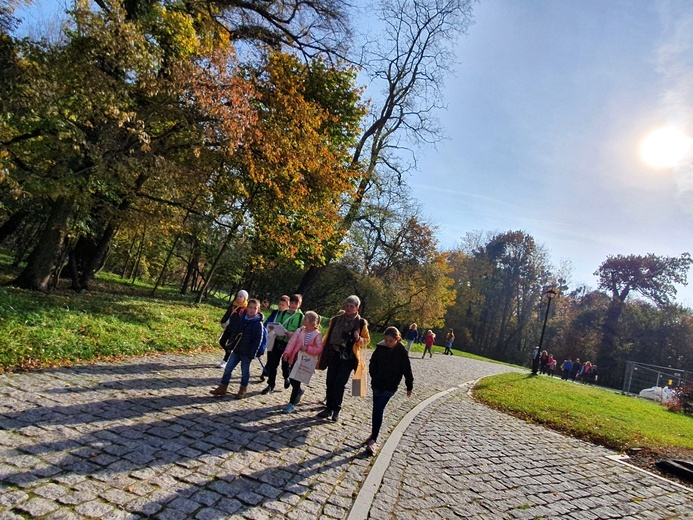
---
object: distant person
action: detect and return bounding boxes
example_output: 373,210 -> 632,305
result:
561,358 -> 573,380
210,299 -> 264,399
316,295 -> 370,422
588,364 -> 599,384
579,361 -> 592,384
422,330 -> 435,358
571,358 -> 582,381
218,289 -> 249,368
539,350 -> 549,374
531,346 -> 540,375
281,311 -> 323,413
547,354 -> 557,377
404,323 -> 418,353
365,327 -> 413,456
444,329 -> 455,355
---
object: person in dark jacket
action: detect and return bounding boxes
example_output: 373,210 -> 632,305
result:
218,289 -> 249,368
210,299 -> 264,399
365,326 -> 413,456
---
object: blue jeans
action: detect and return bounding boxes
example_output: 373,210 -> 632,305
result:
221,352 -> 252,387
371,389 -> 395,442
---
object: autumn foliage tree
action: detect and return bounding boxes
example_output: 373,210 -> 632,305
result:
594,253 -> 692,386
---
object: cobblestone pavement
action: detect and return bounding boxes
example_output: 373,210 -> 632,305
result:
0,351 -> 690,519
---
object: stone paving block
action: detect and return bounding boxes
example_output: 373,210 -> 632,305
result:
124,497 -> 163,516
45,509 -> 83,520
74,499 -> 117,518
15,497 -> 60,516
216,497 -> 243,514
0,491 -> 27,509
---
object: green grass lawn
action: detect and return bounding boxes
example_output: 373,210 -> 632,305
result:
473,372 -> 693,455
0,284 -> 221,371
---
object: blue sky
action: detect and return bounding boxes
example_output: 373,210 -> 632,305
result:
13,0 -> 693,305
412,0 -> 693,305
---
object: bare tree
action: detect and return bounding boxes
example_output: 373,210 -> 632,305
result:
297,0 -> 475,295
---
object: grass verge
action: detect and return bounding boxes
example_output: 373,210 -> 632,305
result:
0,285 -> 221,371
473,372 -> 693,457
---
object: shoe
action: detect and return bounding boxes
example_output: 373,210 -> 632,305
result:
233,385 -> 248,399
261,385 -> 274,395
363,436 -> 372,446
283,404 -> 295,413
218,361 -> 227,368
295,389 -> 305,404
331,411 -> 339,422
284,378 -> 291,389
367,439 -> 377,455
209,384 -> 228,397
317,408 -> 331,419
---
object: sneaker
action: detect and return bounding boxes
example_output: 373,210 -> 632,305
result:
261,385 -> 274,395
295,389 -> 305,404
367,439 -> 377,455
316,408 -> 331,419
283,404 -> 295,413
218,361 -> 227,368
331,410 -> 339,422
284,378 -> 291,389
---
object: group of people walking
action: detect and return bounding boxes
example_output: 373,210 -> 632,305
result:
560,357 -> 599,384
531,348 -> 599,384
209,291 -> 414,456
404,324 -> 455,357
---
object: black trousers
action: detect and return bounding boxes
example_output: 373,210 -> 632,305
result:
325,355 -> 354,413
266,342 -> 290,387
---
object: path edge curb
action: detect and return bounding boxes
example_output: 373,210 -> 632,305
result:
347,382 -> 472,520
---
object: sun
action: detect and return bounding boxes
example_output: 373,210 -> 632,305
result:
640,126 -> 692,169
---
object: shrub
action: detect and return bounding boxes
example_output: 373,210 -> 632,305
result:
672,384 -> 693,414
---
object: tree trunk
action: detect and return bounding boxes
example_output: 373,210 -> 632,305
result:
151,233 -> 181,296
77,222 -> 116,290
12,196 -> 74,291
598,298 -> 624,387
130,225 -> 147,283
195,218 -> 242,304
181,240 -> 199,294
121,233 -> 138,278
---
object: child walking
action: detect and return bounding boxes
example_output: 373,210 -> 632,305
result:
366,327 -> 413,456
210,298 -> 264,399
281,311 -> 323,413
422,329 -> 435,358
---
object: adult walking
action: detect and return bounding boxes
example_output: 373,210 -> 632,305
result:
316,295 -> 370,422
404,323 -> 418,352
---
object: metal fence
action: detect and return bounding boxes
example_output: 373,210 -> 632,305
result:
622,361 -> 692,395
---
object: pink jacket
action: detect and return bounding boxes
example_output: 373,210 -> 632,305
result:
282,327 -> 323,365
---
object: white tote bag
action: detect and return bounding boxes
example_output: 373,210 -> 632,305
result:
289,351 -> 318,384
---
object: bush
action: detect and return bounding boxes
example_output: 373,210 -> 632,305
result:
672,384 -> 693,414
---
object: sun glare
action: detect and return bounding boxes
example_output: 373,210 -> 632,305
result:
640,126 -> 692,169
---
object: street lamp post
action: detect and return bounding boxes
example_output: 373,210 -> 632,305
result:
538,287 -> 559,355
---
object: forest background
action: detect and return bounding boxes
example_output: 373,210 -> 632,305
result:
1,0 -> 692,390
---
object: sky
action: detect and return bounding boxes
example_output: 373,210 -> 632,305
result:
11,0 -> 693,305
410,0 -> 693,306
